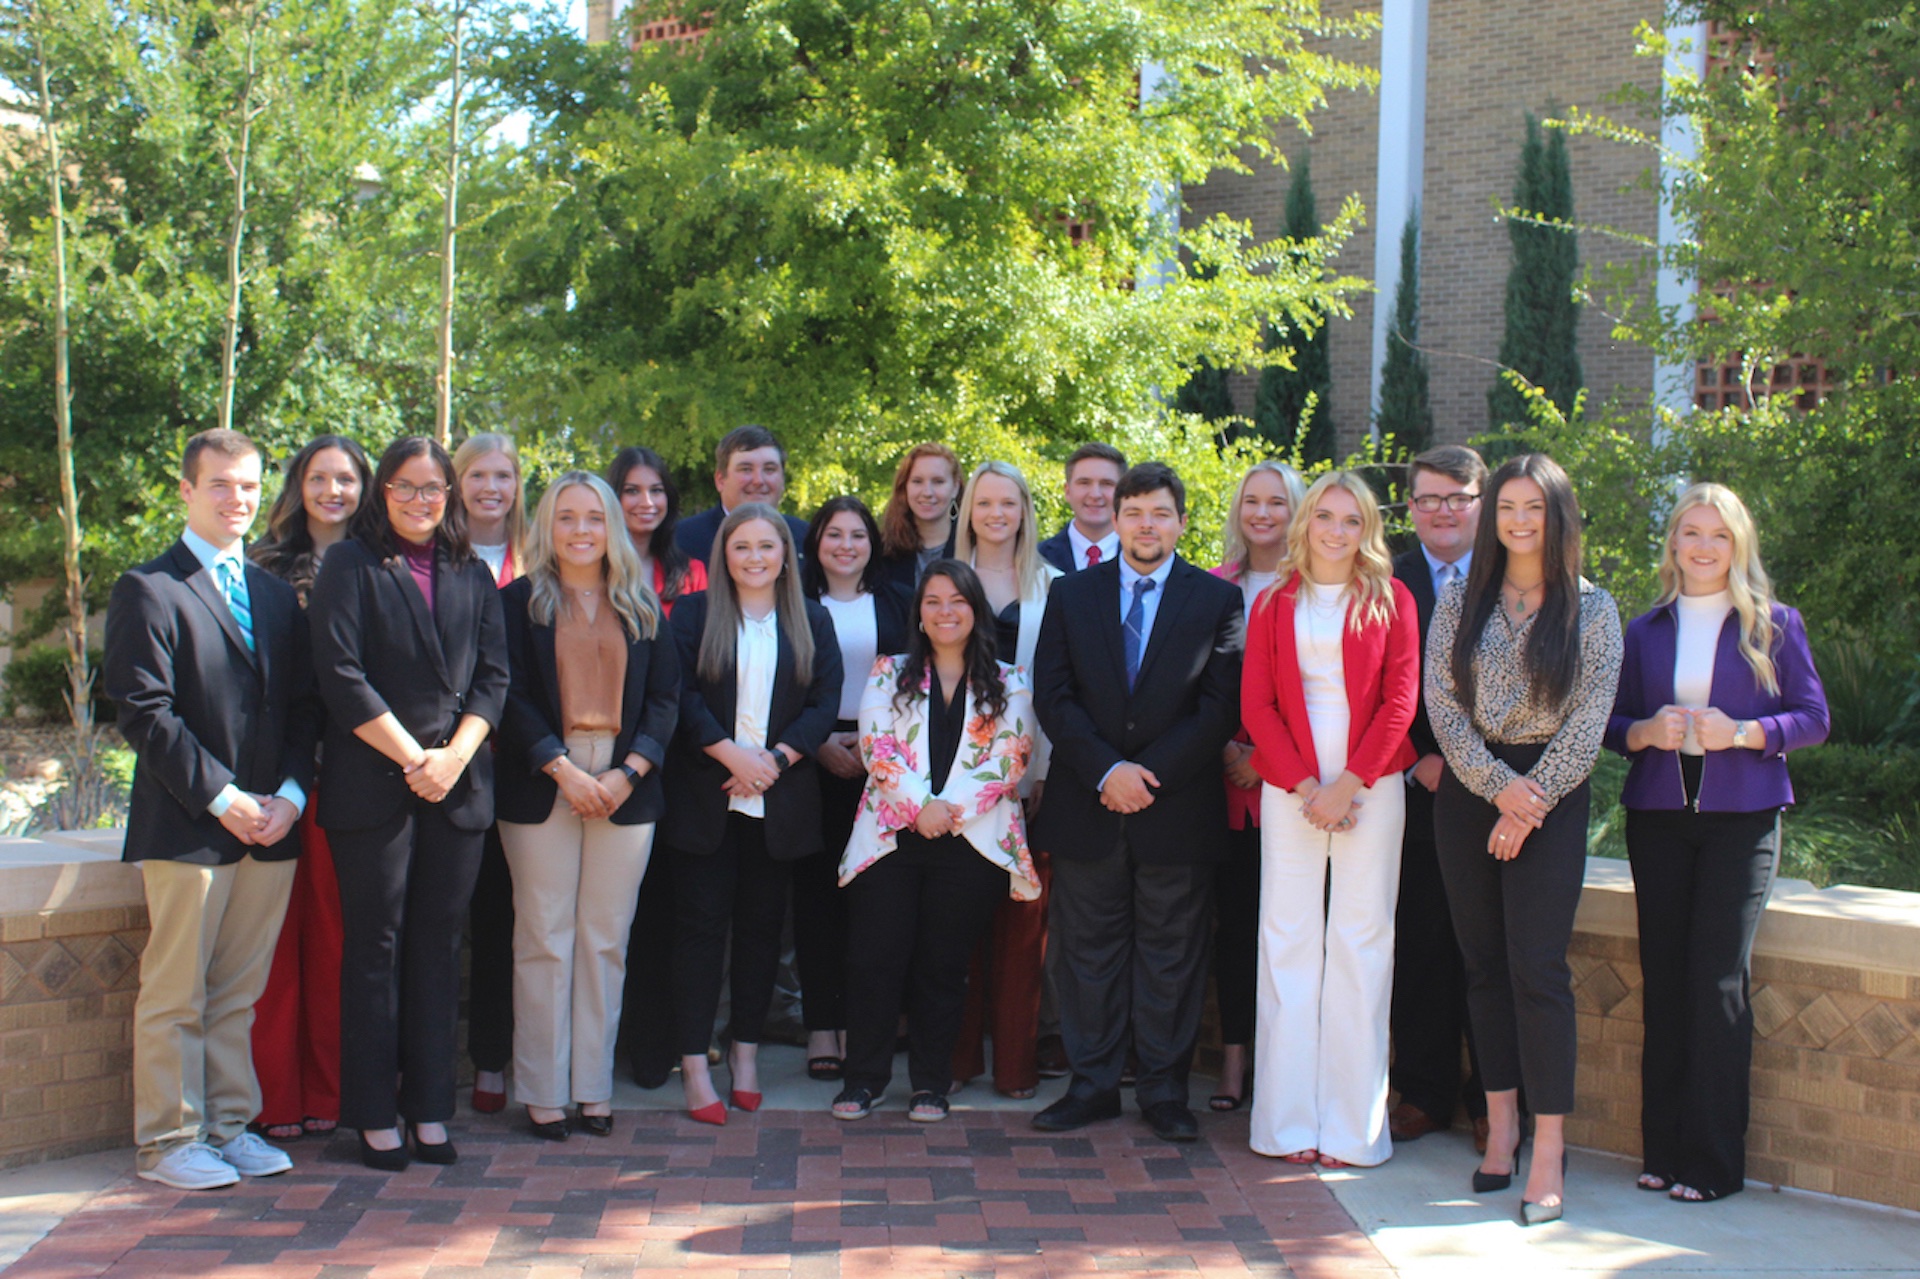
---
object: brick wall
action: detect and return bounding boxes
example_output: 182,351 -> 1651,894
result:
1183,0 -> 1663,450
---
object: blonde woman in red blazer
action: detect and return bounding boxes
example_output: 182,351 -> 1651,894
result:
1242,471 -> 1419,1169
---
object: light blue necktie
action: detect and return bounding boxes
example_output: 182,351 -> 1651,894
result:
1437,562 -> 1458,593
1124,577 -> 1156,691
216,559 -> 255,652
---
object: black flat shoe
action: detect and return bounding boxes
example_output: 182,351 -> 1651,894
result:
358,1132 -> 409,1172
577,1112 -> 614,1138
410,1125 -> 458,1165
807,1056 -> 845,1082
527,1111 -> 570,1142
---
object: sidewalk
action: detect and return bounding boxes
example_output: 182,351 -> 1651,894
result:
3,1044 -> 1916,1277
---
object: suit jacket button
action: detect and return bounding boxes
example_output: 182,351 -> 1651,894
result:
1127,721 -> 1135,731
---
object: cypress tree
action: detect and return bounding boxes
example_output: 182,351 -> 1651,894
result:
1173,358 -> 1236,423
1255,156 -> 1335,461
1376,207 -> 1433,455
1488,116 -> 1583,432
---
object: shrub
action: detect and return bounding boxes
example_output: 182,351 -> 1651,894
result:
1,645 -> 115,723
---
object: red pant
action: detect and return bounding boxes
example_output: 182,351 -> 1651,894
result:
952,853 -> 1052,1093
250,809 -> 343,1125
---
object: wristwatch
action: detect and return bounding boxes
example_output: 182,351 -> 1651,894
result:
1733,720 -> 1751,749
617,762 -> 640,784
773,753 -> 791,775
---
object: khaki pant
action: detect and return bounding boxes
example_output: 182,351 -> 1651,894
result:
498,732 -> 656,1108
134,856 -> 296,1168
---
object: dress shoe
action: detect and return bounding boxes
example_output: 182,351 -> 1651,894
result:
688,1101 -> 727,1127
410,1125 -> 457,1165
731,1089 -> 763,1113
527,1110 -> 570,1142
1472,1116 -> 1491,1155
470,1084 -> 506,1114
1388,1102 -> 1443,1142
1035,1035 -> 1069,1079
1031,1092 -> 1122,1133
577,1112 -> 614,1138
357,1132 -> 410,1172
1141,1100 -> 1199,1143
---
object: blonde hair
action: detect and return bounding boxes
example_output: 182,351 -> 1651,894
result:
522,472 -> 660,641
1279,470 -> 1398,630
452,432 -> 527,555
1657,482 -> 1779,695
1220,460 -> 1307,582
698,503 -> 815,686
954,461 -> 1048,601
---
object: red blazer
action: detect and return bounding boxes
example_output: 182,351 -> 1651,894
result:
1242,573 -> 1420,792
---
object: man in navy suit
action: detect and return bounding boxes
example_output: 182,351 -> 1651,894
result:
105,429 -> 318,1190
672,425 -> 811,565
1387,444 -> 1493,1149
1030,463 -> 1243,1143
1037,442 -> 1127,574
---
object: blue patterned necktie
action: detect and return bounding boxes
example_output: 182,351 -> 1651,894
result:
216,558 -> 255,652
1124,577 -> 1156,691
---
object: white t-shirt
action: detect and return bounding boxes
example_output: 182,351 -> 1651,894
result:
1675,590 -> 1732,756
728,612 -> 780,817
821,592 -> 879,720
472,541 -> 509,583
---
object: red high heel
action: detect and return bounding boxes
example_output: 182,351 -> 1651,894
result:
730,1089 -> 763,1113
688,1101 -> 727,1126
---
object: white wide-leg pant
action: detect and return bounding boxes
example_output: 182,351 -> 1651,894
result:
1248,778 -> 1405,1166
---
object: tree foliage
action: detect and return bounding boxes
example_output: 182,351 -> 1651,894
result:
486,0 -> 1374,510
1374,206 -> 1431,456
1487,114 -> 1582,433
1253,154 -> 1334,461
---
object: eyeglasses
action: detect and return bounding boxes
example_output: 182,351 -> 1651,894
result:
386,481 -> 449,503
1410,493 -> 1479,513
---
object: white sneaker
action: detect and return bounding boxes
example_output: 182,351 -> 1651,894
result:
213,1131 -> 294,1177
139,1142 -> 241,1190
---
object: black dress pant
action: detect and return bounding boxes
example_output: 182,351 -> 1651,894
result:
1050,834 -> 1214,1108
1433,744 -> 1587,1116
1390,782 -> 1487,1124
794,748 -> 860,1033
331,801 -> 486,1129
1628,802 -> 1780,1198
620,850 -> 679,1087
465,823 -> 514,1073
672,813 -> 792,1057
842,832 -> 1005,1095
1213,824 -> 1260,1047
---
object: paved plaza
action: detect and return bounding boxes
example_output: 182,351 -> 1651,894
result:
3,1048 -> 1918,1278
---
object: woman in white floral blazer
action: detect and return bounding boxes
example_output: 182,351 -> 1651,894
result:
832,560 -> 1038,1123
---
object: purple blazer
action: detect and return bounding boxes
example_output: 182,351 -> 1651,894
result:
1604,600 -> 1829,812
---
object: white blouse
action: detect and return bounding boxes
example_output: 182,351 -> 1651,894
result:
1295,580 -> 1351,782
1674,590 -> 1732,756
728,612 -> 780,817
821,592 -> 879,721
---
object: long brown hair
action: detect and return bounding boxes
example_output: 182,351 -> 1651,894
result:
892,560 -> 1009,722
1450,453 -> 1584,711
880,442 -> 960,558
352,436 -> 473,562
250,434 -> 372,600
696,503 -> 814,686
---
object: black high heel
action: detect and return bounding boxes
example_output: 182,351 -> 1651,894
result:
410,1124 -> 458,1165
358,1131 -> 409,1172
1471,1133 -> 1525,1194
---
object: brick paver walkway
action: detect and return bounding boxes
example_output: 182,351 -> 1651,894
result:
7,1110 -> 1391,1278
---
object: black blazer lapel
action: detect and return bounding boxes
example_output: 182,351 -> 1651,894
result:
384,555 -> 453,689
1130,558 -> 1195,692
434,550 -> 477,693
242,563 -> 276,689
174,543 -> 259,672
532,615 -> 563,725
768,618 -> 795,738
1091,560 -> 1126,686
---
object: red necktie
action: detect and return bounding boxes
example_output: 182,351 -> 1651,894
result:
1086,544 -> 1102,568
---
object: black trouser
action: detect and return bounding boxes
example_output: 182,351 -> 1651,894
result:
619,851 -> 678,1087
1213,824 -> 1260,1047
1628,797 -> 1780,1198
671,814 -> 792,1057
331,802 -> 486,1129
465,823 -> 513,1073
1390,782 -> 1487,1124
1433,744 -> 1587,1116
794,741 -> 860,1034
842,832 -> 1005,1095
1050,835 -> 1214,1108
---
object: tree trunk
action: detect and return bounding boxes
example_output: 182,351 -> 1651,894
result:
218,9 -> 263,435
31,1 -> 91,735
435,6 -> 464,448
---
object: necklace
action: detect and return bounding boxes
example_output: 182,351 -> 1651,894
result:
1502,577 -> 1543,617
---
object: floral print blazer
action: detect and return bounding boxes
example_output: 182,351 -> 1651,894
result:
838,654 -> 1041,901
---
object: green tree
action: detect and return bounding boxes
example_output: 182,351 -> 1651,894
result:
1171,358 -> 1236,425
1487,115 -> 1582,434
487,0 -> 1375,507
1375,206 -> 1432,456
1253,155 -> 1335,461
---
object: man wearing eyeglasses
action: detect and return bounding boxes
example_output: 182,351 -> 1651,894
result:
1387,444 -> 1494,1151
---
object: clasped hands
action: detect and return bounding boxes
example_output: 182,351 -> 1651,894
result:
550,755 -> 646,820
403,746 -> 470,805
1100,761 -> 1160,814
1292,773 -> 1362,833
1630,704 -> 1757,753
720,740 -> 789,801
1488,776 -> 1551,860
215,791 -> 299,846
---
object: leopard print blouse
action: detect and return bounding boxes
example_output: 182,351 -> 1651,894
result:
1424,577 -> 1624,805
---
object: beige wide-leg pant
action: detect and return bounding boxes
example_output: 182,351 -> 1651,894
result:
498,732 -> 656,1109
134,856 -> 297,1169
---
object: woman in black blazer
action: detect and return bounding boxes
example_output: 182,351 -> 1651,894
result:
664,503 -> 842,1124
495,472 -> 680,1142
310,436 -> 509,1171
796,497 -> 912,1080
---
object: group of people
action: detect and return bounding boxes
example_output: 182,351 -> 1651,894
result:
106,422 -> 1828,1231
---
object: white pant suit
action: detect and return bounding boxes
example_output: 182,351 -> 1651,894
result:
1248,581 -> 1406,1166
